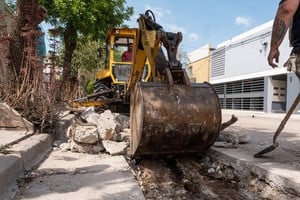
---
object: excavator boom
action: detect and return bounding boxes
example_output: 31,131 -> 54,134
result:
129,10 -> 222,157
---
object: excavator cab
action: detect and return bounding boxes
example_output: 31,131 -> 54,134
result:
95,29 -> 150,86
111,37 -> 150,82
72,29 -> 151,109
112,39 -> 133,82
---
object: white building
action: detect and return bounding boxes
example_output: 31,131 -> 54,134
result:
209,20 -> 300,114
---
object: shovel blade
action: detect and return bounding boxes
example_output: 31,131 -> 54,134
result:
253,143 -> 278,158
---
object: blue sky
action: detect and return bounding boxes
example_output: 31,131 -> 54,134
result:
124,0 -> 280,52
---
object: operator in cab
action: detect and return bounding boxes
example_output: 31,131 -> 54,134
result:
122,43 -> 133,62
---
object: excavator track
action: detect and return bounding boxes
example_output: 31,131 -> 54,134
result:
93,79 -> 111,99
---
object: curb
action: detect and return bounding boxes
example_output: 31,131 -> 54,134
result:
209,148 -> 300,197
0,112 -> 74,200
0,134 -> 53,200
222,109 -> 300,121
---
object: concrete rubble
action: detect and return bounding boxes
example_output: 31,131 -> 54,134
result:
61,108 -> 130,155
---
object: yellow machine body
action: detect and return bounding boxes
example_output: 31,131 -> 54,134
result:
74,10 -> 222,157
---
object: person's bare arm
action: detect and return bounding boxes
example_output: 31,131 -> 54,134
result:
268,0 -> 300,68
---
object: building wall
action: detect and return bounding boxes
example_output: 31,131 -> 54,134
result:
188,56 -> 210,82
211,21 -> 291,83
287,73 -> 300,114
188,44 -> 211,82
209,20 -> 300,114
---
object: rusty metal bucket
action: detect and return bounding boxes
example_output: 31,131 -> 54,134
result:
130,81 -> 222,157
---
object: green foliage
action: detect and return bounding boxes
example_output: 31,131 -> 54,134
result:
38,0 -> 133,96
39,0 -> 134,41
113,46 -> 123,62
71,38 -> 102,74
85,79 -> 95,94
71,37 -> 104,96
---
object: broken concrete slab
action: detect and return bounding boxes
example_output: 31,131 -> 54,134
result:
0,103 -> 34,147
0,103 -> 33,130
102,140 -> 128,156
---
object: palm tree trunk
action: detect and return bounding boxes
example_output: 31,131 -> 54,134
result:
61,24 -> 77,99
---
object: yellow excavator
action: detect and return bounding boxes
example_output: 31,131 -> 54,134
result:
73,10 -> 222,157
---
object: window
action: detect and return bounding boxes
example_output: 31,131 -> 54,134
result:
213,78 -> 264,111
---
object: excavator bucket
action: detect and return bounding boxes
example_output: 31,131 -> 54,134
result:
130,81 -> 222,157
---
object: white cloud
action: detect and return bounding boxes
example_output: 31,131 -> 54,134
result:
188,33 -> 200,42
144,5 -> 171,23
235,16 -> 252,27
165,23 -> 186,33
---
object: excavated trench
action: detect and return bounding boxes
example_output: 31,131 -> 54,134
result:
126,154 -> 295,200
